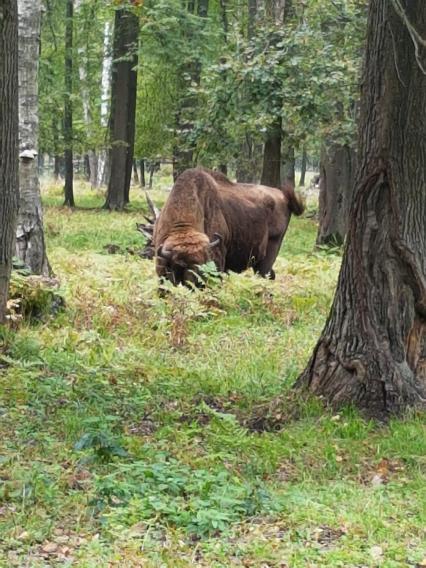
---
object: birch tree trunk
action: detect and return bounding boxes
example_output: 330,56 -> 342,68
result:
97,21 -> 112,187
0,0 -> 19,322
16,0 -> 50,276
63,0 -> 74,206
296,0 -> 426,417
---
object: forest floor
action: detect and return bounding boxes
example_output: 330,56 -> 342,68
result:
0,178 -> 425,567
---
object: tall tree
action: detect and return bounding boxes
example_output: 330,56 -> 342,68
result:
260,0 -> 294,188
16,0 -> 50,275
97,19 -> 112,187
104,7 -> 139,210
236,0 -> 261,184
75,0 -> 98,188
63,0 -> 74,207
296,0 -> 426,417
173,0 -> 209,180
0,0 -> 19,322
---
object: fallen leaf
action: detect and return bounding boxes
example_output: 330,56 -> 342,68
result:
42,542 -> 58,554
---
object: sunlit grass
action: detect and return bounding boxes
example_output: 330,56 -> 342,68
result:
0,177 -> 424,567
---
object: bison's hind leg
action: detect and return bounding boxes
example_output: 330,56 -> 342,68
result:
254,235 -> 283,279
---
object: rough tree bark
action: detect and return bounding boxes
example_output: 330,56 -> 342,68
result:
0,0 -> 19,322
16,0 -> 50,275
104,8 -> 139,210
316,143 -> 356,246
296,0 -> 426,417
63,0 -> 74,207
261,116 -> 282,187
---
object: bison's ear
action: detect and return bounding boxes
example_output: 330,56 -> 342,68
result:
208,233 -> 222,249
157,245 -> 172,260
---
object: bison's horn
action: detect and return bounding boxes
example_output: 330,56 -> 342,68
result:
158,245 -> 172,260
208,233 -> 222,249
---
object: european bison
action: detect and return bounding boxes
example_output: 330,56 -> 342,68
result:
153,168 -> 304,286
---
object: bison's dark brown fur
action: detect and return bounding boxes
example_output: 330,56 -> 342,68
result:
153,168 -> 304,286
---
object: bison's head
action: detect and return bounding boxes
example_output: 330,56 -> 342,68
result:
155,231 -> 221,287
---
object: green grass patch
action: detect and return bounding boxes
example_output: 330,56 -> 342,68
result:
0,180 -> 424,567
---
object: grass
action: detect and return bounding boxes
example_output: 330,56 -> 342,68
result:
0,177 -> 425,567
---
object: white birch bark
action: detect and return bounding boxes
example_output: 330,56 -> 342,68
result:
97,20 -> 112,187
17,0 -> 50,275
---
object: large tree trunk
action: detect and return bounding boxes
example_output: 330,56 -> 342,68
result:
316,144 -> 356,246
296,0 -> 426,417
261,117 -> 282,187
104,8 -> 139,210
0,0 -> 19,323
16,0 -> 50,276
63,0 -> 74,207
97,20 -> 112,187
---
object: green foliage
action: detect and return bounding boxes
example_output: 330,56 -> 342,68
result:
93,456 -> 277,536
75,430 -> 129,462
195,0 -> 366,165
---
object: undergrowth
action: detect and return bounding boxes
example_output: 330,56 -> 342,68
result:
0,180 -> 424,567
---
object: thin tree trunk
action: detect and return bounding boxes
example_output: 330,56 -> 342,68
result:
104,8 -> 139,210
0,0 -> 19,323
281,143 -> 295,186
133,159 -> 139,185
63,0 -> 74,207
16,0 -> 50,275
316,144 -> 356,246
299,147 -> 307,186
54,155 -> 61,180
97,20 -> 112,187
296,0 -> 426,417
139,159 -> 145,187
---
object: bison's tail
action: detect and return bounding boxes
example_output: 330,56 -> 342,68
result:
282,182 -> 305,216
